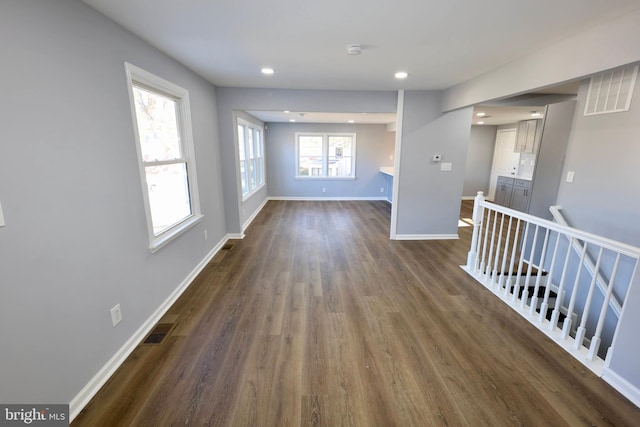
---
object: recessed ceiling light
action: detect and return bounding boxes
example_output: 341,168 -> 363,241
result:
477,121 -> 485,125
476,112 -> 486,117
394,71 -> 408,79
530,111 -> 542,117
347,44 -> 362,55
289,119 -> 296,122
283,110 -> 290,113
261,67 -> 275,75
348,120 -> 355,123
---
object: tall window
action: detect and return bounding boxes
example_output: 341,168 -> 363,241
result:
125,63 -> 202,251
237,118 -> 265,199
296,133 -> 356,178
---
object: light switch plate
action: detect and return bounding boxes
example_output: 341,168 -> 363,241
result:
440,162 -> 452,171
566,171 -> 575,183
0,201 -> 5,227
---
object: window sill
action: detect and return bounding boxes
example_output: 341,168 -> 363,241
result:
241,183 -> 266,202
295,176 -> 356,181
149,214 -> 203,253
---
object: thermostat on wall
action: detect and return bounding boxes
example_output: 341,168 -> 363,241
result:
432,154 -> 442,162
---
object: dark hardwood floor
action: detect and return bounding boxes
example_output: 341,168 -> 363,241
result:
72,200 -> 640,426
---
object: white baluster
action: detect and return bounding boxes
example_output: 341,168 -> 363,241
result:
550,237 -> 574,331
505,219 -> 522,297
512,222 -> 530,302
498,216 -> 514,292
466,191 -> 485,273
521,225 -> 540,309
530,228 -> 550,316
540,231 -> 562,323
486,210 -> 499,281
561,242 -> 589,340
588,254 -> 621,361
491,212 -> 506,288
574,247 -> 604,350
479,202 -> 492,279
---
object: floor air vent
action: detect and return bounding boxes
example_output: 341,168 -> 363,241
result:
222,242 -> 235,251
143,323 -> 175,345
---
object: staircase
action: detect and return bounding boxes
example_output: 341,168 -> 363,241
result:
462,192 -> 640,376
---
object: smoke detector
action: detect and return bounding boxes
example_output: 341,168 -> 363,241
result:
347,44 -> 362,55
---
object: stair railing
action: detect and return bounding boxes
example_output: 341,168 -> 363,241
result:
549,205 -> 622,317
464,192 -> 640,375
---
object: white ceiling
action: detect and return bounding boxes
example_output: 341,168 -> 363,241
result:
82,0 -> 640,91
247,107 -> 548,126
471,106 -> 546,126
248,111 -> 397,125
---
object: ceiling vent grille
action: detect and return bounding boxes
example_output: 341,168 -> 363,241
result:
584,64 -> 638,116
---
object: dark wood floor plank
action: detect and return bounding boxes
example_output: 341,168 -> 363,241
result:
73,200 -> 640,426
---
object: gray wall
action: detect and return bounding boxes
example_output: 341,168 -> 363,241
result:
463,125 -> 496,197
527,100 -> 576,219
265,123 -> 395,198
395,91 -> 473,236
216,88 -> 398,234
553,72 -> 640,387
0,0 -> 226,405
556,77 -> 640,245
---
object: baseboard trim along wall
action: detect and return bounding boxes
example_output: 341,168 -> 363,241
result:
602,367 -> 640,408
69,234 -> 233,422
242,197 -> 269,233
268,196 -> 389,201
391,234 -> 459,240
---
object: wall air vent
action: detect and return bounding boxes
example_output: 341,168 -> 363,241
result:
584,64 -> 638,116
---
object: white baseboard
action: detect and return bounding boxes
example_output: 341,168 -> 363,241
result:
602,366 -> 640,408
391,233 -> 459,240
462,195 -> 477,200
268,196 -> 388,201
242,197 -> 269,233
226,233 -> 245,239
69,234 -> 232,422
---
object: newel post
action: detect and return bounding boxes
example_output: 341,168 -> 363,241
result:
466,191 -> 485,273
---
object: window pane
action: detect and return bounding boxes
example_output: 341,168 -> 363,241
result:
248,128 -> 255,159
329,136 -> 353,177
298,136 -> 323,176
145,163 -> 192,235
255,130 -> 262,157
256,159 -> 263,185
299,136 -> 323,157
240,160 -> 248,194
238,125 -> 246,161
248,159 -> 256,189
133,86 -> 182,162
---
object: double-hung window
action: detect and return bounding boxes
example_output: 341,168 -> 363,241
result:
237,118 -> 265,199
296,133 -> 356,179
125,63 -> 202,251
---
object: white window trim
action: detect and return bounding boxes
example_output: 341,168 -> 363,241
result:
295,132 -> 357,180
124,62 -> 203,252
237,118 -> 266,201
